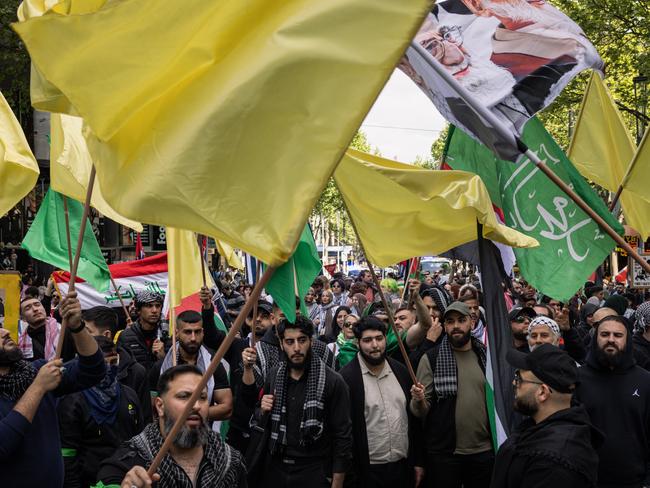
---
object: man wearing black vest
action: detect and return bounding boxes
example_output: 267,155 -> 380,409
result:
339,316 -> 424,487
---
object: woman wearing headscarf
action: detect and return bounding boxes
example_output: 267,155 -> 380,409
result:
328,312 -> 359,368
315,289 -> 337,337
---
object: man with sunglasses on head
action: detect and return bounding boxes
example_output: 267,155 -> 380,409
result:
491,344 -> 601,488
509,306 -> 537,352
575,314 -> 650,488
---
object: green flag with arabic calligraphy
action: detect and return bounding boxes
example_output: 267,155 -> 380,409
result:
443,117 -> 623,301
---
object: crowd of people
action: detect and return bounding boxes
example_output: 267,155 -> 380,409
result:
1,264 -> 649,488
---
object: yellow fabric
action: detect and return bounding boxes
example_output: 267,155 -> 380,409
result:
166,228 -> 212,309
567,73 -> 650,239
624,128 -> 650,207
0,273 -> 22,342
0,92 -> 39,217
50,114 -> 142,231
334,150 -> 538,267
13,0 -> 430,266
216,240 -> 244,270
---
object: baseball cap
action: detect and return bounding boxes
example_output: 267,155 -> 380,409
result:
508,306 -> 537,322
442,301 -> 471,320
256,301 -> 273,315
506,344 -> 578,393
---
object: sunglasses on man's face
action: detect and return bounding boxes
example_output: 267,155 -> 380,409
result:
513,316 -> 530,323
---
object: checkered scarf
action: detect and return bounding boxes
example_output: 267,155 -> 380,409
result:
18,317 -> 60,360
268,352 -> 327,454
0,360 -> 37,401
433,335 -> 486,399
129,422 -> 244,488
635,302 -> 650,332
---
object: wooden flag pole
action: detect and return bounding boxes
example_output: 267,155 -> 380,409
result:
198,234 -> 207,289
409,40 -> 650,276
147,265 -> 276,478
250,260 -> 262,348
400,258 -> 411,303
62,196 -> 74,271
55,166 -> 97,359
109,275 -> 132,326
170,312 -> 177,367
338,190 -> 417,384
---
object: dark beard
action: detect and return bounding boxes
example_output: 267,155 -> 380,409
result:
179,342 -> 200,356
360,349 -> 385,367
449,329 -> 472,348
0,347 -> 24,366
512,330 -> 528,341
595,345 -> 625,369
287,349 -> 311,371
514,392 -> 538,417
164,416 -> 209,449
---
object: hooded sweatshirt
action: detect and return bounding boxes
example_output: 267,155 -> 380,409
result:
575,322 -> 650,488
491,406 -> 602,488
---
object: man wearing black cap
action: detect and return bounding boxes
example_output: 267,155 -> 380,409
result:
410,301 -> 493,487
491,344 -> 601,488
116,290 -> 166,372
509,306 -> 537,352
575,315 -> 650,488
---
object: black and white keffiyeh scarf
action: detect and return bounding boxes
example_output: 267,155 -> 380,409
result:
0,360 -> 37,401
129,422 -> 244,488
434,336 -> 486,399
268,352 -> 327,454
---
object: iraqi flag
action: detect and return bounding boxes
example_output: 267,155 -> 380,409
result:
53,252 -> 168,310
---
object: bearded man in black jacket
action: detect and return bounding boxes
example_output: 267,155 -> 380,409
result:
491,344 -> 601,488
575,315 -> 650,488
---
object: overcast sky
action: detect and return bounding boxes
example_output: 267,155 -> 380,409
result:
360,70 -> 447,163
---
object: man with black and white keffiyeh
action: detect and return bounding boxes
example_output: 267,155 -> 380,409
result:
247,316 -> 352,488
410,301 -> 494,488
95,364 -> 246,488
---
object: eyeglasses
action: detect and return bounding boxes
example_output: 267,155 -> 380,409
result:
343,322 -> 355,329
513,316 -> 530,323
513,370 -> 546,389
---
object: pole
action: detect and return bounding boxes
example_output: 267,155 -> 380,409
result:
62,196 -> 73,271
170,312 -> 177,367
55,166 -> 96,359
109,275 -> 132,326
198,234 -> 207,289
147,265 -> 276,477
250,261 -> 262,348
337,187 -> 418,384
409,40 -> 650,276
400,258 -> 411,302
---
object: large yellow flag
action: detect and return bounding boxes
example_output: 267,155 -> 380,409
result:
334,150 -> 538,267
50,114 -> 142,231
14,0 -> 430,266
567,73 -> 650,238
166,228 -> 213,310
0,92 -> 39,217
623,128 -> 650,206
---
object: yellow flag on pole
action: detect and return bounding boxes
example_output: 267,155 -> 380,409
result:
334,149 -> 538,268
14,0 -> 430,266
623,128 -> 650,206
166,228 -> 213,310
567,72 -> 650,238
0,92 -> 39,217
50,114 -> 143,231
215,240 -> 244,271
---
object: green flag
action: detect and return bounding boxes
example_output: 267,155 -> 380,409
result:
444,117 -> 623,301
265,225 -> 321,322
22,189 -> 111,292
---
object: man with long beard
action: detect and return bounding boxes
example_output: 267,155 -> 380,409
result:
339,316 -> 424,487
411,302 -> 493,488
250,316 -> 352,487
491,344 -> 601,487
575,315 -> 650,488
95,364 -> 246,488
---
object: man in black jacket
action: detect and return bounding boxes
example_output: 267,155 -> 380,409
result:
116,290 -> 166,372
632,301 -> 650,371
575,314 -> 650,488
410,302 -> 493,488
246,316 -> 352,488
58,336 -> 144,488
83,306 -> 151,421
339,316 -> 424,487
491,344 -> 601,488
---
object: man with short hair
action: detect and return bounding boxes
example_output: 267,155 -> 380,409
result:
340,316 -> 424,487
459,293 -> 485,342
575,315 -> 650,488
0,292 -> 105,487
117,290 -> 166,372
95,365 -> 246,487
359,270 -> 377,303
221,281 -> 245,319
394,306 -> 416,333
491,344 -> 600,487
18,295 -> 74,361
509,306 -> 537,352
411,302 -> 493,488
249,316 -> 352,487
84,306 -> 150,421
150,310 -> 232,423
